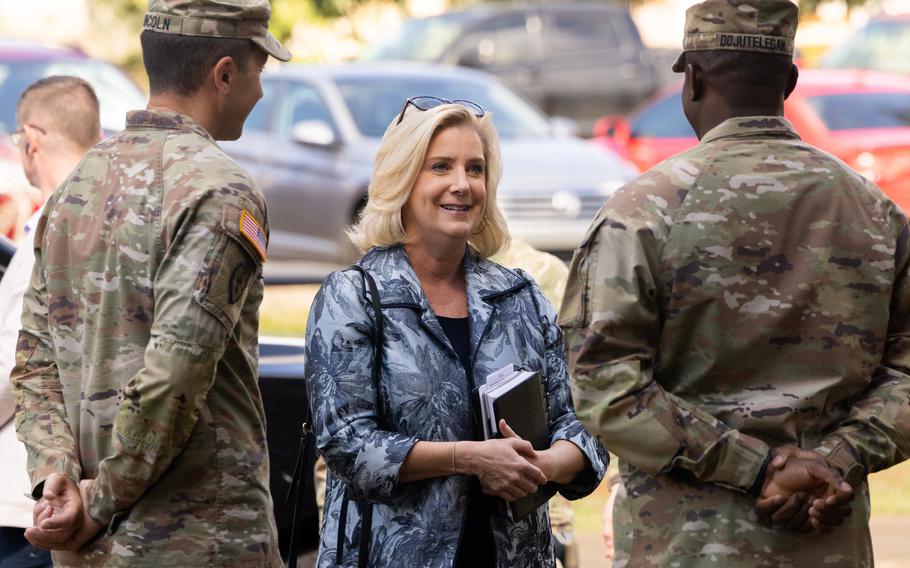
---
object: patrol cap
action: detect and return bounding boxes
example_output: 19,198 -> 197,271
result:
672,0 -> 798,72
143,0 -> 291,62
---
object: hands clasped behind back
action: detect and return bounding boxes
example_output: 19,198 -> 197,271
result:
754,445 -> 854,534
25,473 -> 104,552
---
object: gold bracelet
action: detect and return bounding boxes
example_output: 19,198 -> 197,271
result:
452,441 -> 457,474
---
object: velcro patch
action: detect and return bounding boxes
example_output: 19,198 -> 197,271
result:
239,209 -> 267,262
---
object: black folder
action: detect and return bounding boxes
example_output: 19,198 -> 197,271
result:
486,370 -> 556,520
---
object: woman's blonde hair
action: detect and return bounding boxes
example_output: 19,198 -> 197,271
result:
347,103 -> 510,258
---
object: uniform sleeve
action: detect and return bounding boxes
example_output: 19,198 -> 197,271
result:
560,208 -> 769,494
304,270 -> 419,505
84,194 -> 266,527
523,274 -> 607,500
814,221 -> 910,485
12,231 -> 83,494
1,241 -> 37,426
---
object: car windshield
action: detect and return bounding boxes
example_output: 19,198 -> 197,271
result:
365,15 -> 466,61
821,20 -> 910,74
806,92 -> 910,130
629,92 -> 694,138
0,59 -> 146,134
335,75 -> 552,140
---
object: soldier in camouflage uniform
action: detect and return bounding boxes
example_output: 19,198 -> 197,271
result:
10,1 -> 291,566
561,1 -> 910,566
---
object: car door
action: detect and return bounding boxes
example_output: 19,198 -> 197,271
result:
255,79 -> 352,261
540,8 -> 655,126
447,11 -> 546,109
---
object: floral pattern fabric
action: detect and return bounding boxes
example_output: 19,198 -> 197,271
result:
305,245 -> 607,567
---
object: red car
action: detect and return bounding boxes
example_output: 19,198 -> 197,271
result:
593,69 -> 910,213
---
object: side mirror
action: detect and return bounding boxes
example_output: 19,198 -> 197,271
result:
291,120 -> 337,147
550,116 -> 579,139
457,46 -> 483,68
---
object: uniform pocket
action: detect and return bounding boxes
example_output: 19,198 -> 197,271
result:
193,204 -> 264,332
13,332 -> 41,432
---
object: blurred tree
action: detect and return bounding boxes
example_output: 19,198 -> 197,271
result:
798,0 -> 871,14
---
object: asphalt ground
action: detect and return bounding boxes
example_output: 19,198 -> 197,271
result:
297,517 -> 910,567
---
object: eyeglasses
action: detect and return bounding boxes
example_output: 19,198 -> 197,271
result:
395,96 -> 485,126
9,124 -> 47,147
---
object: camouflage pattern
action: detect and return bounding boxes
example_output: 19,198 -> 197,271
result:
560,116 -> 910,567
11,110 -> 281,567
144,0 -> 291,62
671,0 -> 798,72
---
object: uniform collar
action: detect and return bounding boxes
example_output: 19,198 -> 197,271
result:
125,109 -> 214,142
700,116 -> 801,145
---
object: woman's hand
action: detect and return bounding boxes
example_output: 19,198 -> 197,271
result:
457,419 -> 548,501
501,420 -> 588,485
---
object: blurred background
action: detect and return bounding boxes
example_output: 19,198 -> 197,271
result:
0,0 -> 908,565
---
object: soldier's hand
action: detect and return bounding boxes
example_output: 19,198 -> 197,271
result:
54,479 -> 105,552
809,480 -> 854,533
25,473 -> 82,548
754,446 -> 850,533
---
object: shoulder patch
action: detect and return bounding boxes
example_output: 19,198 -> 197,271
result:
239,209 -> 267,262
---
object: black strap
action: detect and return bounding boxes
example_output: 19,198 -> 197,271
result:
345,265 -> 385,568
285,421 -> 312,567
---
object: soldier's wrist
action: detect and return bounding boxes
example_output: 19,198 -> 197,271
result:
813,441 -> 865,487
748,450 -> 772,497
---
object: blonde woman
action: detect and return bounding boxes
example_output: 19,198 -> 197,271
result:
305,98 -> 606,568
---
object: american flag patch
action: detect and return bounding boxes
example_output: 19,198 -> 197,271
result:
239,209 -> 267,262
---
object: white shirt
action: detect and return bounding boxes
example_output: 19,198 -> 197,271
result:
0,207 -> 42,528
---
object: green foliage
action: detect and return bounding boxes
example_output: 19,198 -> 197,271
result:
799,0 -> 878,14
312,0 -> 406,18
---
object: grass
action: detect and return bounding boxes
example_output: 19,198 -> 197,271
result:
259,284 -> 319,337
260,284 -> 910,526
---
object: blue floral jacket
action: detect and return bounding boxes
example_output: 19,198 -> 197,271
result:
305,246 -> 607,567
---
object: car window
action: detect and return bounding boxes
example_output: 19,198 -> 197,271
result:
547,11 -> 619,52
366,14 -> 467,61
0,59 -> 145,134
630,92 -> 695,138
805,92 -> 910,130
459,13 -> 534,67
245,80 -> 277,133
275,82 -> 337,139
335,75 -> 551,140
821,20 -> 910,75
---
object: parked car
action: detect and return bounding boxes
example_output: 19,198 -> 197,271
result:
0,38 -> 147,239
221,62 -> 637,261
820,12 -> 910,75
0,245 -> 318,557
592,69 -> 910,213
364,3 -> 660,131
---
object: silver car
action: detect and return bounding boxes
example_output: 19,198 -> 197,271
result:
222,62 -> 636,261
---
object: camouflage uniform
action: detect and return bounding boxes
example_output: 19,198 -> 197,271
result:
10,2 -> 291,565
561,2 -> 910,566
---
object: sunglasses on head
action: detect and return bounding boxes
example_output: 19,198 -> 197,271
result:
395,96 -> 486,126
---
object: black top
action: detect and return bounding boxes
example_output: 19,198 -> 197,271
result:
438,315 -> 496,568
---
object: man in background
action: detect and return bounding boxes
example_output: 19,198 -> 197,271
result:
0,76 -> 100,568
